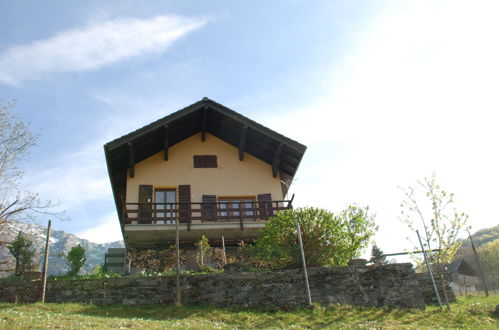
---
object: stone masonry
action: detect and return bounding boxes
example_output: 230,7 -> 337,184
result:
0,263 -> 425,309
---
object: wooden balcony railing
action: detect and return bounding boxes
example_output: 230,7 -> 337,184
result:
123,199 -> 293,231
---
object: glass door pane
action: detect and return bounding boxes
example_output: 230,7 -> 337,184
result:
231,202 -> 240,216
166,190 -> 176,221
243,200 -> 254,216
219,202 -> 227,218
155,190 -> 176,223
155,191 -> 165,223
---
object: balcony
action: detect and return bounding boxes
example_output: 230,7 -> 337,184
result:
122,199 -> 293,244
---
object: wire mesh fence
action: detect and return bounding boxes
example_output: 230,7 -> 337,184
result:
0,224 -> 497,308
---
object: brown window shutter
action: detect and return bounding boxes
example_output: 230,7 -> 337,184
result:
193,156 -> 202,168
178,185 -> 191,223
206,155 -> 217,167
258,193 -> 273,219
193,155 -> 217,168
138,185 -> 153,223
202,195 -> 217,221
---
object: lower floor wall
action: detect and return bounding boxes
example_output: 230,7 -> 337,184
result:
0,264 -> 429,309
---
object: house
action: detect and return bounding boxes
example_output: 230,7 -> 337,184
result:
444,258 -> 480,295
104,97 -> 306,249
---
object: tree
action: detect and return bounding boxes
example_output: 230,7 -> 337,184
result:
254,206 -> 377,268
455,238 -> 499,290
0,101 -> 61,227
90,264 -> 102,275
195,235 -> 212,268
65,245 -> 86,276
399,173 -> 469,267
475,239 -> 499,290
8,232 -> 35,276
370,243 -> 388,265
399,173 -> 469,307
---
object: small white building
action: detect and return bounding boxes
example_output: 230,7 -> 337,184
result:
444,259 -> 480,295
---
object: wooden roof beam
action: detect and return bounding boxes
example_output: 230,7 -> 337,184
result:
238,125 -> 248,161
201,106 -> 207,142
127,142 -> 135,178
272,143 -> 283,178
163,124 -> 169,161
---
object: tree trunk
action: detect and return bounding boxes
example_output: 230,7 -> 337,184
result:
440,273 -> 451,311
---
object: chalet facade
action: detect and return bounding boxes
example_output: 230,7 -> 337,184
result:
104,98 -> 306,246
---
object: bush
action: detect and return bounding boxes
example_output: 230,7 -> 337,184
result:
8,232 -> 35,276
65,245 -> 86,276
195,235 -> 212,267
254,206 -> 377,268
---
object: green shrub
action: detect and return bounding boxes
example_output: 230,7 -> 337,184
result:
254,206 -> 377,268
8,232 -> 35,276
65,245 -> 86,276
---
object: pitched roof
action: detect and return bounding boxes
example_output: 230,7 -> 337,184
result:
444,258 -> 477,276
104,97 -> 307,221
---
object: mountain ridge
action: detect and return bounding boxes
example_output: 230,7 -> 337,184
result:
0,221 -> 123,276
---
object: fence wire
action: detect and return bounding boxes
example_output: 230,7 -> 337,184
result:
0,226 -> 497,308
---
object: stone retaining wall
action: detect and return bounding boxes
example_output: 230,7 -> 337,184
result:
0,263 -> 425,309
415,273 -> 456,304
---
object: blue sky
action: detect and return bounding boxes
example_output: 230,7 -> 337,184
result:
1,1 -> 498,257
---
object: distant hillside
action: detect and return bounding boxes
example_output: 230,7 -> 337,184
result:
453,225 -> 499,290
0,221 -> 123,277
458,225 -> 499,250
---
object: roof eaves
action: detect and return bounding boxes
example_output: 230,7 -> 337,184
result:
104,97 -> 307,155
104,99 -> 205,150
205,98 -> 307,153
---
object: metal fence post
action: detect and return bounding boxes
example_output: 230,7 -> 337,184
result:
468,230 -> 489,296
221,236 -> 227,265
41,220 -> 51,303
124,245 -> 128,275
296,221 -> 312,307
416,229 -> 443,311
175,217 -> 181,305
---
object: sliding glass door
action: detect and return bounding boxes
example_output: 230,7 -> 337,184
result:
155,189 -> 176,224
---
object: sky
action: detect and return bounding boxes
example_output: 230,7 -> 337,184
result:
1,1 -> 498,259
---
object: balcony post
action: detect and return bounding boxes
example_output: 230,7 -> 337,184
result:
175,216 -> 181,305
252,201 -> 257,221
188,202 -> 192,231
239,204 -> 244,231
122,202 -> 128,224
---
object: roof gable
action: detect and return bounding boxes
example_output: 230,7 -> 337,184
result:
104,98 -> 307,220
104,97 -> 306,178
445,258 -> 477,276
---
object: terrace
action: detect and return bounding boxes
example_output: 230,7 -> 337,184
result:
122,198 -> 293,244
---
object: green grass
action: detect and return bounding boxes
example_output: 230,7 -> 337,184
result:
0,295 -> 497,329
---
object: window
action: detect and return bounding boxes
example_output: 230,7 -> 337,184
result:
218,197 -> 255,218
193,155 -> 217,168
155,189 -> 176,224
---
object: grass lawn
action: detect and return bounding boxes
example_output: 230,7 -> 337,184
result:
0,295 -> 497,329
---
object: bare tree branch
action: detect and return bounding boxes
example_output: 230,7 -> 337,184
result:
0,100 -> 66,227
398,173 -> 470,267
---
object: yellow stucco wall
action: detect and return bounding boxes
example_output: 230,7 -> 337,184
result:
126,133 -> 283,203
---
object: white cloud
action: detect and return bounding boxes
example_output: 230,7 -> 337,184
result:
256,1 -> 499,256
77,212 -> 122,243
0,15 -> 207,85
24,140 -> 111,211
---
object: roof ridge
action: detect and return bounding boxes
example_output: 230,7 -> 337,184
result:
104,98 -> 306,152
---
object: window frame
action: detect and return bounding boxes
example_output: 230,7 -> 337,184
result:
218,196 -> 256,218
154,187 -> 177,223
